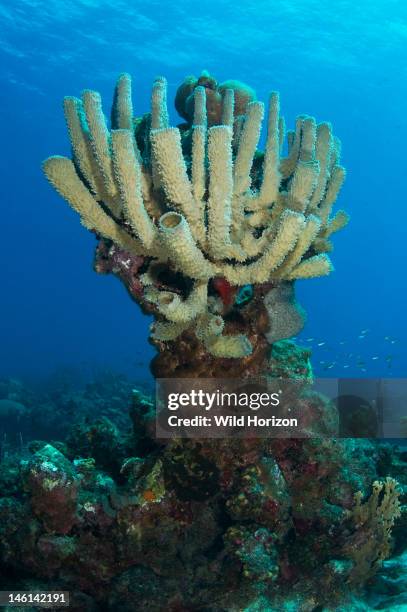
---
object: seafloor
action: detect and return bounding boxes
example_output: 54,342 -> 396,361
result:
0,365 -> 405,612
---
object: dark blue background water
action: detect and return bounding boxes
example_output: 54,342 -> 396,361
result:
1,0 -> 406,382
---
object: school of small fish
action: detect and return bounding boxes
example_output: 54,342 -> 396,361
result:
294,328 -> 399,375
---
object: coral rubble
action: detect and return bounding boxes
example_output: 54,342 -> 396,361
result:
43,70 -> 348,375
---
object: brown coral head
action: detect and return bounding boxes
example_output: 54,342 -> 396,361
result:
175,70 -> 257,127
219,79 -> 257,117
174,75 -> 196,120
197,69 -> 217,90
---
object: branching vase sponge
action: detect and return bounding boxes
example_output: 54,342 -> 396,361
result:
43,71 -> 348,377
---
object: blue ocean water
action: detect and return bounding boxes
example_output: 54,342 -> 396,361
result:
0,0 -> 406,381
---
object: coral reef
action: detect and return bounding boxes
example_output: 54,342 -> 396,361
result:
43,70 -> 348,376
29,69 -> 405,611
0,392 -> 405,611
0,371 -> 144,446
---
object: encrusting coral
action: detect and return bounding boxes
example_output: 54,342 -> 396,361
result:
43,70 -> 348,373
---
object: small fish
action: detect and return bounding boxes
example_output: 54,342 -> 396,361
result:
339,341 -> 346,345
358,335 -> 366,339
306,338 -> 314,342
360,329 -> 370,334
317,342 -> 326,347
371,356 -> 379,360
343,365 -> 350,369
